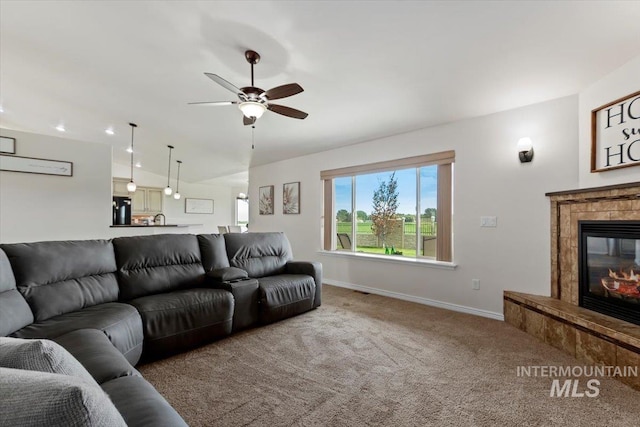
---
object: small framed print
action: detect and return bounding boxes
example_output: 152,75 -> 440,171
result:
283,182 -> 300,214
0,136 -> 16,154
185,198 -> 214,214
259,185 -> 274,215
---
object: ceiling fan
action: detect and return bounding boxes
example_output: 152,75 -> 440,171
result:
189,50 -> 308,126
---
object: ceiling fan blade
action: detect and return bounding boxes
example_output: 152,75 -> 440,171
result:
243,116 -> 256,126
264,83 -> 304,100
204,73 -> 246,97
267,104 -> 308,120
187,101 -> 237,106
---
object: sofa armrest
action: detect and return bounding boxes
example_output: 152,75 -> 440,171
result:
205,267 -> 248,284
286,261 -> 322,308
207,278 -> 259,331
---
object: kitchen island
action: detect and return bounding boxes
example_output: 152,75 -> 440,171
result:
109,224 -> 204,237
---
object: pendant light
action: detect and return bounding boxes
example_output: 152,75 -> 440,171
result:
173,160 -> 182,200
126,123 -> 137,192
164,145 -> 174,196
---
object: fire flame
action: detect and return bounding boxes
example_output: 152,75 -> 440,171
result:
608,269 -> 639,282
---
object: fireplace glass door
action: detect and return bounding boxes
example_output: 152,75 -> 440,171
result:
579,221 -> 640,326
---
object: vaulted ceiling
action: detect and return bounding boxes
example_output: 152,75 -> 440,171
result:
1,1 -> 639,184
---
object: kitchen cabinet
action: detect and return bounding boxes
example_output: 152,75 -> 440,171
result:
132,188 -> 164,214
112,179 -> 163,214
113,179 -> 131,197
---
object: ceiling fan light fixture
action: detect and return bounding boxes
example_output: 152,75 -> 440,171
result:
239,101 -> 266,119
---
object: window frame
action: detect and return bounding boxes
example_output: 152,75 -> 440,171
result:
322,150 -> 454,262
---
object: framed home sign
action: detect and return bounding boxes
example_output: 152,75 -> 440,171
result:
591,90 -> 640,173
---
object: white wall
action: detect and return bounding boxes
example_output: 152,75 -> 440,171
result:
0,129 -> 112,243
578,55 -> 640,188
0,128 -> 236,243
249,95 -> 579,318
112,164 -> 235,234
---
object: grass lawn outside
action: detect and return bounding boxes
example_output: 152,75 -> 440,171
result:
355,246 -> 417,257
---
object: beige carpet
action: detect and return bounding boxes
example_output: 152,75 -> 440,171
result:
139,285 -> 640,426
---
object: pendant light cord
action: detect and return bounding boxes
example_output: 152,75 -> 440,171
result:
166,146 -> 173,186
129,123 -> 137,182
175,161 -> 181,192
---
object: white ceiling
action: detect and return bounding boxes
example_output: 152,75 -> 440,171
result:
1,1 -> 639,185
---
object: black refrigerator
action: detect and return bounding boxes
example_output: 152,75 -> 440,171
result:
112,197 -> 132,225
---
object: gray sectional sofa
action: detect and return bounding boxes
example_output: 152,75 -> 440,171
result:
0,232 -> 322,426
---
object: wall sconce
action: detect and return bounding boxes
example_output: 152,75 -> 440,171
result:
518,137 -> 534,163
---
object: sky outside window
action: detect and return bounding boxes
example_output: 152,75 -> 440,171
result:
335,168 -> 437,217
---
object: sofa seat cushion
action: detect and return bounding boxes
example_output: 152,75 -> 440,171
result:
11,302 -> 144,366
54,329 -> 140,385
0,337 -> 96,385
0,367 -> 127,427
128,288 -> 233,359
258,274 -> 316,324
102,375 -> 188,427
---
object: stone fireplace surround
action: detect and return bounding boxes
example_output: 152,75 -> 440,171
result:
504,181 -> 640,390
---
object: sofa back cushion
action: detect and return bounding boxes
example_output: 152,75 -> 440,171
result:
1,240 -> 118,322
224,232 -> 293,278
113,234 -> 205,301
0,249 -> 33,336
197,234 -> 231,271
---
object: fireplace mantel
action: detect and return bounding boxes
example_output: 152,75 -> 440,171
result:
504,181 -> 640,390
545,181 -> 640,198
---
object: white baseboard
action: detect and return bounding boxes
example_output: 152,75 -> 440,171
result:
324,279 -> 504,321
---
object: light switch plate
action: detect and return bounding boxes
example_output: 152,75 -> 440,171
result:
480,216 -> 497,227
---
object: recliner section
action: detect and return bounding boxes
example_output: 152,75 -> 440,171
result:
113,234 -> 234,360
2,240 -> 144,364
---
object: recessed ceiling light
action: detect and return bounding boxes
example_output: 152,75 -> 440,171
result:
135,162 -> 142,168
56,124 -> 66,132
126,147 -> 133,153
0,106 -> 4,113
105,128 -> 115,135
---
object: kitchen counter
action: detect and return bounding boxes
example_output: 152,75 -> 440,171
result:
108,223 -> 204,238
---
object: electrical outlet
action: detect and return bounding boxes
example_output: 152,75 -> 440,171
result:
480,216 -> 497,227
472,279 -> 480,290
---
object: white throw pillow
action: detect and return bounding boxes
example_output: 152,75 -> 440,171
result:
0,337 -> 95,384
0,367 -> 127,427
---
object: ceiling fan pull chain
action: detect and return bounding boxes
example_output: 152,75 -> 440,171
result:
251,125 -> 255,150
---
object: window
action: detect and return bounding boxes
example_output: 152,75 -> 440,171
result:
322,150 -> 453,262
236,197 -> 248,226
